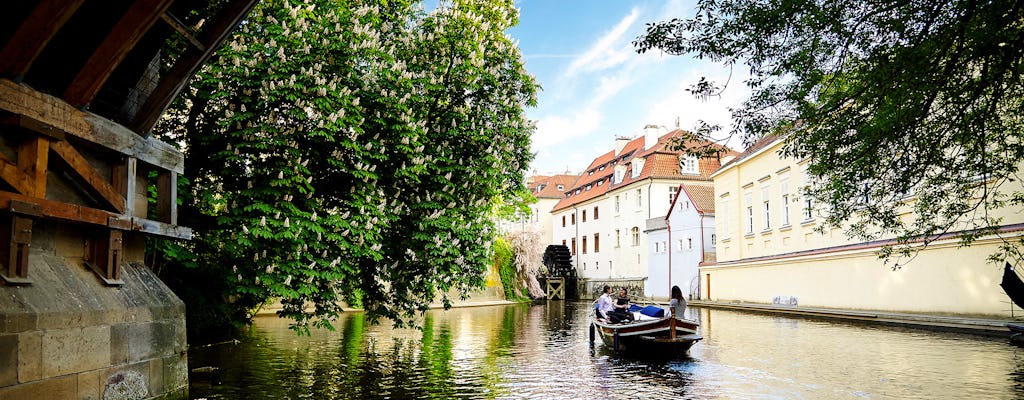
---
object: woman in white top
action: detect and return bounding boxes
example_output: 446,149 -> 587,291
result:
669,285 -> 687,319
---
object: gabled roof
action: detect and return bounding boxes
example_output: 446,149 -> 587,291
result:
530,174 -> 580,199
552,129 -> 737,212
714,134 -> 782,173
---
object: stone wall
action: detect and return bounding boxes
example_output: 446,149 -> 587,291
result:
577,278 -> 647,301
0,221 -> 186,399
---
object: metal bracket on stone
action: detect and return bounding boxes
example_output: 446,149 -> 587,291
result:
83,217 -> 128,286
0,200 -> 41,285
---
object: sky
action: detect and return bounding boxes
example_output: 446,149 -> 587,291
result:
507,0 -> 749,176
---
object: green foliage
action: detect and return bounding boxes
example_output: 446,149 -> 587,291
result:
491,237 -> 523,301
153,0 -> 537,332
636,0 -> 1024,267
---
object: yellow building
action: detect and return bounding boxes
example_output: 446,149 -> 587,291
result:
705,135 -> 1024,316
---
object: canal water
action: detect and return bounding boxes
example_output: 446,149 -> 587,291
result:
188,301 -> 1024,399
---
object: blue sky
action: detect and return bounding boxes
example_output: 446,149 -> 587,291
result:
507,0 -> 748,175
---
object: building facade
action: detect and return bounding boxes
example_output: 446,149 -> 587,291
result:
551,127 -> 734,297
646,184 -> 716,299
705,135 -> 1024,316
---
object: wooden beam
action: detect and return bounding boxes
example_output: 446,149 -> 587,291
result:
0,191 -> 191,240
160,12 -> 205,51
17,136 -> 49,198
0,79 -> 184,173
156,170 -> 177,224
0,152 -> 33,195
49,140 -> 126,213
64,0 -> 175,107
0,0 -> 87,80
132,0 -> 259,133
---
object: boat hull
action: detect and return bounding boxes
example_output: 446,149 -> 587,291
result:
591,316 -> 701,356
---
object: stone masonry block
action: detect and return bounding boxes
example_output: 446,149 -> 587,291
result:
0,374 -> 76,400
41,325 -> 110,378
0,335 -> 16,388
16,332 -> 40,383
77,369 -> 100,400
147,357 -> 163,396
127,323 -> 154,363
162,353 -> 187,394
109,324 -> 128,365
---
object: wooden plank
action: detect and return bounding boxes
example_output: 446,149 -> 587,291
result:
63,0 -> 175,107
0,0 -> 87,79
125,157 -> 137,217
3,114 -> 65,140
0,152 -> 32,195
0,191 -> 190,239
131,217 -> 192,240
49,140 -> 126,213
0,79 -> 184,173
17,136 -> 49,198
132,0 -> 259,133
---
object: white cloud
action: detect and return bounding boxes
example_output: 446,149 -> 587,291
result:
563,8 -> 639,78
643,65 -> 751,150
532,108 -> 601,150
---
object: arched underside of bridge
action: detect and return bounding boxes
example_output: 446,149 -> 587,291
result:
0,1 -> 255,398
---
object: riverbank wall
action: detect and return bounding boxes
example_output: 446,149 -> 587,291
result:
0,221 -> 187,399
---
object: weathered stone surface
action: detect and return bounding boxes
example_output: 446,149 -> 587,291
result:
78,368 -> 100,400
162,354 -> 187,395
109,324 -> 128,365
16,332 -> 40,383
1,230 -> 186,399
0,374 -> 76,399
0,335 -> 16,387
41,325 -> 110,378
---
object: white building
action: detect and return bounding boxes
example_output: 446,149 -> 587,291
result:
550,127 -> 735,295
646,184 -> 716,300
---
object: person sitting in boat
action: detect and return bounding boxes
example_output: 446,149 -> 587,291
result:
669,285 -> 687,319
607,288 -> 635,323
596,285 -> 615,320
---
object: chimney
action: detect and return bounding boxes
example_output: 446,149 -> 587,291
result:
614,136 -> 630,155
643,124 -> 665,151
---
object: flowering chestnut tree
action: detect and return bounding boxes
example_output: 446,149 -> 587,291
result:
156,0 -> 537,331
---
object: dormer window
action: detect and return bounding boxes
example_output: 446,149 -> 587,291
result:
613,165 -> 626,184
597,179 -> 603,186
679,155 -> 698,174
631,157 -> 645,178
599,166 -> 605,171
557,184 -> 564,190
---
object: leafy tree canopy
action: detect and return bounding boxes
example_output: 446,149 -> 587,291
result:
635,0 -> 1024,266
156,0 -> 537,331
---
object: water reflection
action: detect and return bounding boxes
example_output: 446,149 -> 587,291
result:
190,302 -> 1024,399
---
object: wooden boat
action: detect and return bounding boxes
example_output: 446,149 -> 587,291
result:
589,308 -> 702,356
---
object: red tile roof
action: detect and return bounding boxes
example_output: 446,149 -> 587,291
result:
552,130 -> 737,212
530,174 -> 580,199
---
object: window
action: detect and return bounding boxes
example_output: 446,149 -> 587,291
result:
676,239 -> 683,251
557,185 -> 564,190
746,205 -> 754,234
687,238 -> 693,250
571,238 -> 576,255
762,188 -> 771,230
654,242 -> 660,253
636,189 -> 642,207
594,206 -> 599,219
582,236 -> 587,254
679,155 -> 698,174
561,216 -> 565,227
804,197 -> 814,220
720,200 -> 730,237
615,229 -> 621,247
594,233 -> 600,252
582,210 -> 587,222
711,234 -> 716,245
684,201 -> 690,210
562,239 -> 566,246
669,186 -> 678,205
631,227 -> 640,246
782,194 -> 791,226
615,196 -> 620,212
571,214 -> 576,225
